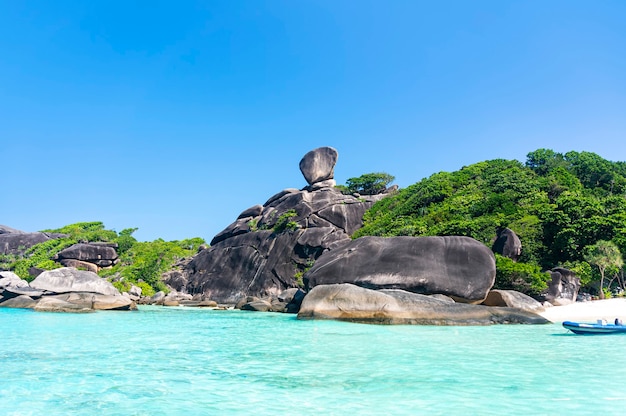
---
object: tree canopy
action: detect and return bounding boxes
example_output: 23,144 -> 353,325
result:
338,172 -> 395,195
355,149 -> 626,296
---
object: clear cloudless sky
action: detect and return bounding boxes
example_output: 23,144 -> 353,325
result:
1,0 -> 625,242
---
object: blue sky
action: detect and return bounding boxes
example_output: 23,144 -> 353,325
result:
2,1 -> 625,242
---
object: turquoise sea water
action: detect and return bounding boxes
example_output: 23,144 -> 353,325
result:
2,306 -> 626,415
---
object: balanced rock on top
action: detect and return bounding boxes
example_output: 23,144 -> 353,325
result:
299,146 -> 338,185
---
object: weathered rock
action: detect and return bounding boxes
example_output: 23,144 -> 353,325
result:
241,299 -> 273,312
41,292 -> 136,310
184,187 -> 385,304
55,243 -> 118,263
0,232 -> 64,256
304,236 -> 496,304
298,284 -> 549,325
235,296 -> 260,310
270,300 -> 287,312
429,294 -> 456,303
492,227 -> 522,261
278,288 -> 304,303
299,146 -> 338,185
0,271 -> 29,288
150,291 -> 166,303
90,294 -> 136,310
237,204 -> 264,219
545,267 -> 580,306
2,286 -> 46,299
28,267 -> 45,278
162,299 -> 180,307
34,297 -> 94,313
0,225 -> 25,234
306,179 -> 337,191
0,295 -> 38,309
59,259 -> 99,273
181,299 -> 218,307
30,267 -> 119,296
482,289 -> 545,313
129,285 -> 142,297
279,288 -> 306,313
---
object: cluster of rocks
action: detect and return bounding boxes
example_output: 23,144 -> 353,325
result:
172,147 -> 390,303
235,288 -> 306,313
162,147 -> 559,325
53,243 -> 120,274
0,147 -> 581,325
0,225 -> 66,259
0,268 -> 135,312
135,290 -> 221,308
0,225 -> 121,278
297,284 -> 548,325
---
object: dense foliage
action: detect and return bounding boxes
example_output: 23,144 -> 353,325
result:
336,172 -> 395,195
355,149 -> 626,296
2,221 -> 205,296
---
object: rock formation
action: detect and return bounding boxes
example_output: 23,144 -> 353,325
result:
0,267 -> 135,312
0,229 -> 67,256
482,289 -> 545,313
54,242 -> 119,272
175,147 -> 388,303
0,225 -> 25,234
299,146 -> 338,186
297,284 -> 549,325
492,227 -> 522,261
304,236 -> 496,304
544,267 -> 580,305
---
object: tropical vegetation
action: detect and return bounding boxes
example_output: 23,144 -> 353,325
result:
354,149 -> 626,297
1,222 -> 205,296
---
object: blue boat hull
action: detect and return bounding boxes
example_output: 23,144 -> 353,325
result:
563,321 -> 626,335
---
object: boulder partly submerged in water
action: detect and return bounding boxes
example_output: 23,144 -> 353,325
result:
297,284 -> 549,325
0,267 -> 136,312
30,267 -> 119,296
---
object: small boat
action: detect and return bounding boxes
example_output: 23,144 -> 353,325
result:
563,319 -> 626,335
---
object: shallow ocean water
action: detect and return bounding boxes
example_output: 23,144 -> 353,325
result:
2,306 -> 626,415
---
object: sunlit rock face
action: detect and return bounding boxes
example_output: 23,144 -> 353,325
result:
304,236 -> 496,304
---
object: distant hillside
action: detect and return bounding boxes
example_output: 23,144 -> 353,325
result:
0,221 -> 205,296
355,149 -> 626,295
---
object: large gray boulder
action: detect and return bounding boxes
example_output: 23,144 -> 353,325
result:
30,267 -> 120,296
299,147 -> 338,185
0,232 -> 66,256
297,284 -> 549,325
54,243 -> 118,267
182,186 -> 385,304
0,225 -> 25,234
0,295 -> 38,309
492,227 -> 522,261
545,267 -> 580,306
0,271 -> 29,289
304,236 -> 496,304
482,289 -> 545,313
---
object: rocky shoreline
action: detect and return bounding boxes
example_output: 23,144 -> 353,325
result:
0,147 -> 602,325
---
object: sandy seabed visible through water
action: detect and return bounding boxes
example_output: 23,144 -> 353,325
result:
2,304 -> 626,415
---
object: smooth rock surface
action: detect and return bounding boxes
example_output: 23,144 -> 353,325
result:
483,289 -> 545,313
298,284 -> 549,325
0,295 -> 38,309
492,227 -> 522,261
34,297 -> 94,313
304,236 -> 496,304
0,271 -> 29,288
30,267 -> 120,296
299,146 -> 338,185
183,187 -> 385,304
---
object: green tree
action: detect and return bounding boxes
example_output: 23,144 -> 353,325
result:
345,172 -> 395,195
584,240 -> 624,299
